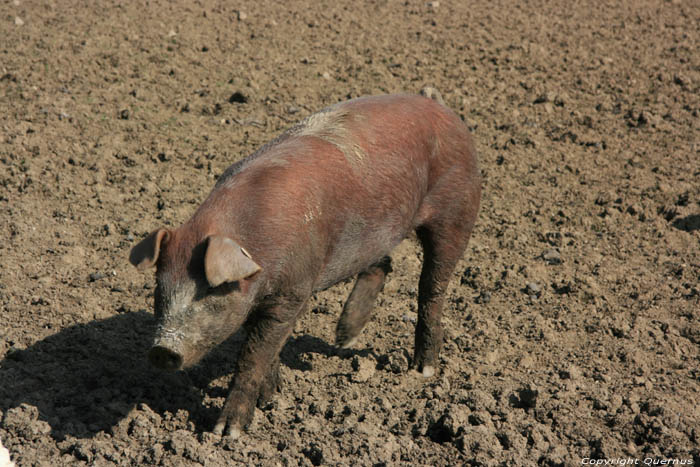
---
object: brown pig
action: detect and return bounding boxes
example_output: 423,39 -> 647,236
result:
129,89 -> 481,438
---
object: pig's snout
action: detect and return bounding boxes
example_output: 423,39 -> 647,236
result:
148,345 -> 184,371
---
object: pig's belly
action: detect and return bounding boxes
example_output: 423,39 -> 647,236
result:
313,215 -> 409,291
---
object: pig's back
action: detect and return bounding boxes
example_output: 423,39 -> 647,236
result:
206,94 -> 476,291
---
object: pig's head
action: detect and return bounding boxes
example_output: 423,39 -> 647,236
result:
129,229 -> 261,371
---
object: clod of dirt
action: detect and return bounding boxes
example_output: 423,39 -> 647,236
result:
533,91 -> 557,104
495,429 -> 527,451
165,430 -> 204,463
625,109 -> 659,127
351,355 -> 376,382
1,404 -> 50,441
68,440 -> 94,463
427,406 -> 468,444
475,290 -> 491,304
455,429 -> 502,457
302,443 -> 324,466
672,73 -> 692,89
228,91 -> 247,104
379,350 -> 410,374
510,385 -> 539,410
558,364 -> 582,380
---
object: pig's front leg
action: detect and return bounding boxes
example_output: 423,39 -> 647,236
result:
213,297 -> 305,438
256,356 -> 281,408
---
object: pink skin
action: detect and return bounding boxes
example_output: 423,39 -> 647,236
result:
129,91 -> 481,438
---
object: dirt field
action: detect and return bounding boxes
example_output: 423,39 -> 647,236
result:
1,0 -> 698,465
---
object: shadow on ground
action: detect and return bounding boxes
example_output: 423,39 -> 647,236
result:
671,214 -> 700,232
0,311 -> 353,441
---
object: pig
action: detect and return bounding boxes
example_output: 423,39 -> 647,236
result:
129,88 -> 481,438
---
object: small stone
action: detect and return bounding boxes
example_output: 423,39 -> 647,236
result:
14,16 -> 24,26
89,272 -> 107,282
321,71 -> 331,80
237,11 -> 248,21
0,437 -> 14,467
541,248 -> 562,264
526,282 -> 541,295
402,313 -> 416,323
427,1 -> 440,8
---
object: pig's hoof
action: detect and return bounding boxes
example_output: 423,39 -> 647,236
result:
421,365 -> 435,378
339,335 -> 359,349
213,421 -> 242,439
212,421 -> 225,436
226,426 -> 242,440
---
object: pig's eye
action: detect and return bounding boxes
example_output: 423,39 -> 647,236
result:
207,281 -> 239,296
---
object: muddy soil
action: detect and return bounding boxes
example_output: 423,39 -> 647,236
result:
1,0 -> 699,465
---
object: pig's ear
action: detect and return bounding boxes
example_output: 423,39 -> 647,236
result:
129,229 -> 170,270
204,236 -> 261,288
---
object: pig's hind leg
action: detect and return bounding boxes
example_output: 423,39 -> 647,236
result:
335,256 -> 392,348
414,217 -> 475,377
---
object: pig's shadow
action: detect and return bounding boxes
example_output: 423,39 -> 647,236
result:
0,310 -> 359,440
671,214 -> 700,232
